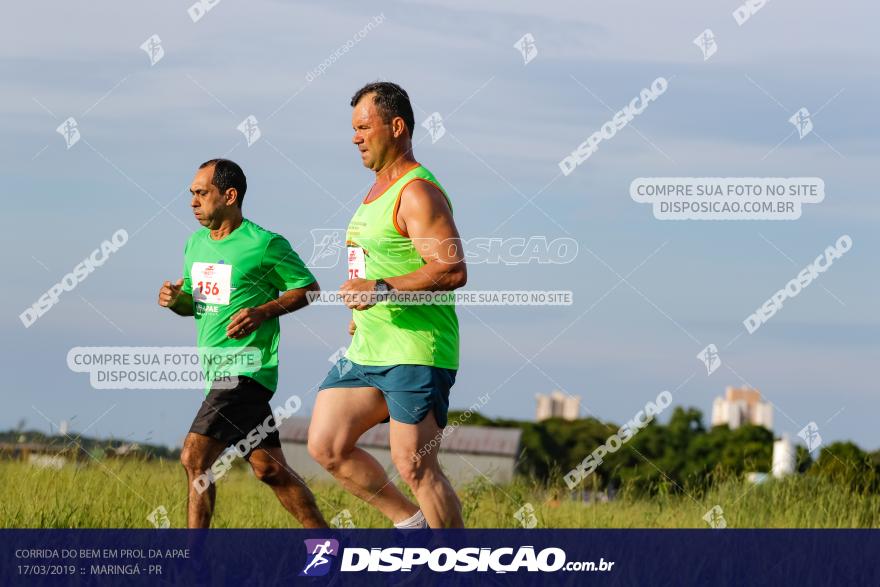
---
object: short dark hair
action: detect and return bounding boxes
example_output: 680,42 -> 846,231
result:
199,158 -> 247,207
350,81 -> 415,138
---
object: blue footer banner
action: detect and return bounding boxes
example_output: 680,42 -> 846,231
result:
1,530 -> 877,586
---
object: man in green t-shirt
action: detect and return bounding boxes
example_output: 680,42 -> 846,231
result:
308,83 -> 467,529
158,158 -> 326,529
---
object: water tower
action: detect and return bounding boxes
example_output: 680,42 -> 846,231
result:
772,435 -> 796,478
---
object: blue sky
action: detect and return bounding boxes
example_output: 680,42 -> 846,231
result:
2,0 -> 878,450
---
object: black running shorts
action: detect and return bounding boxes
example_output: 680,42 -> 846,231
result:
188,376 -> 281,449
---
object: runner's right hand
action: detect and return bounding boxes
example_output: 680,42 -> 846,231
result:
158,278 -> 184,308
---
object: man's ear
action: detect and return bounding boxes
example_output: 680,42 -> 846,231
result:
224,188 -> 239,207
391,116 -> 407,138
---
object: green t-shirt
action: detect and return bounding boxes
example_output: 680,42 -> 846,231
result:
182,219 -> 315,393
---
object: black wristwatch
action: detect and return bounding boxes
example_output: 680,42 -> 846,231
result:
374,279 -> 392,301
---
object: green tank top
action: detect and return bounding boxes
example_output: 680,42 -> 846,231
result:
345,164 -> 459,369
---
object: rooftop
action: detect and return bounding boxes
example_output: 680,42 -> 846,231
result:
279,417 -> 522,457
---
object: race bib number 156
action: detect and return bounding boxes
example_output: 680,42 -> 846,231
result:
191,262 -> 232,305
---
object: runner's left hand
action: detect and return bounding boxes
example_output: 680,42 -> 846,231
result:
226,307 -> 267,339
340,278 -> 377,311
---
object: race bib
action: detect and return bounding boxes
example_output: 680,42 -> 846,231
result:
191,262 -> 232,305
347,247 -> 366,279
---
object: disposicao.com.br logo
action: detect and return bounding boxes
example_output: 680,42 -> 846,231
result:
299,539 -> 613,575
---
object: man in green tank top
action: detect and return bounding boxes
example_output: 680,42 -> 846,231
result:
309,82 -> 468,528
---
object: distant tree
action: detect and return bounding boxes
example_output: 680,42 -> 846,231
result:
806,442 -> 879,493
432,408 -> 877,495
446,410 -> 493,427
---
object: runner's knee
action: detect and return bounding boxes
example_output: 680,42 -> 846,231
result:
180,445 -> 212,474
307,435 -> 348,472
251,460 -> 287,485
309,437 -> 342,470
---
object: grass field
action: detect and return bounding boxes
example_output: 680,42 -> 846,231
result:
1,459 -> 877,528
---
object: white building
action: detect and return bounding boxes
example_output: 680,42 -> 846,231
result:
772,435 -> 796,478
535,390 -> 580,421
711,386 -> 773,430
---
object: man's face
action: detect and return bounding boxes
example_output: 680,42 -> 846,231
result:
189,165 -> 230,228
351,94 -> 395,171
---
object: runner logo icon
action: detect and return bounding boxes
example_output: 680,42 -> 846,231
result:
300,539 -> 339,576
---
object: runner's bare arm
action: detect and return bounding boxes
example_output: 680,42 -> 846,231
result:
158,278 -> 194,316
226,280 -> 320,339
339,181 -> 465,309
387,179 -> 467,291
